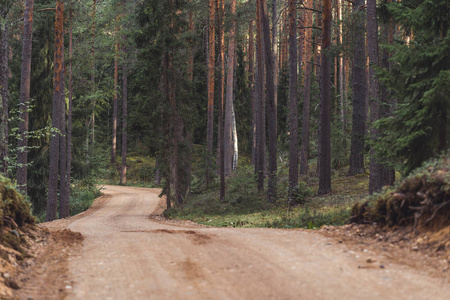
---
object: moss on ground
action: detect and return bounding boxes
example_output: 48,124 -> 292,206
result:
0,176 -> 35,229
351,155 -> 450,229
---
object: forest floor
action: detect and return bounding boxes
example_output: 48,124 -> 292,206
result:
6,185 -> 450,299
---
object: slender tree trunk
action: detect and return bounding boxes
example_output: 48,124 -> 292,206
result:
255,0 -> 265,191
261,0 -> 277,202
224,0 -> 236,176
272,0 -> 278,130
111,40 -> 119,165
154,158 -> 161,185
348,0 -> 366,175
58,2 -> 68,218
17,0 -> 34,194
338,0 -> 345,132
298,11 -> 304,103
0,14 -> 9,175
367,0 -> 382,194
216,0 -> 224,173
47,0 -> 65,221
186,3 -> 194,197
120,33 -> 128,185
300,0 -> 313,176
318,0 -> 332,195
58,1 -> 68,218
231,101 -> 238,170
288,0 -> 298,200
206,0 -> 215,187
249,20 -> 256,166
66,6 -> 73,216
215,0 -> 225,200
90,0 -> 96,148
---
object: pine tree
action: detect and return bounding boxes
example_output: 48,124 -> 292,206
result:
375,0 -> 450,174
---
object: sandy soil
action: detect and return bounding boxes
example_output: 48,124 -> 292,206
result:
12,185 -> 450,299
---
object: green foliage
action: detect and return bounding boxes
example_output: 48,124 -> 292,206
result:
289,182 -> 314,206
69,179 -> 102,217
374,0 -> 450,174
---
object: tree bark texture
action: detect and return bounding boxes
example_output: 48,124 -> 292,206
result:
206,0 -> 215,187
249,20 -> 256,166
261,0 -> 277,202
224,0 -> 236,177
272,0 -> 278,131
348,0 -> 366,175
66,7 -> 73,216
216,0 -> 225,200
216,0 -> 224,172
288,0 -> 298,200
300,0 -> 313,176
367,0 -> 382,194
120,35 -> 128,185
0,15 -> 9,175
318,0 -> 332,195
255,0 -> 265,191
58,18 -> 68,220
47,0 -> 65,221
90,0 -> 96,148
111,41 -> 119,164
17,0 -> 34,194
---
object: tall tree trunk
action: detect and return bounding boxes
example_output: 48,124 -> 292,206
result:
380,11 -> 395,187
187,4 -> 195,197
206,0 -> 215,187
272,0 -> 278,130
300,0 -> 313,176
66,6 -> 73,216
249,20 -> 256,166
0,11 -> 9,175
47,0 -> 65,221
255,0 -> 265,191
111,40 -> 119,164
231,101 -> 238,170
17,0 -> 34,194
58,1 -> 68,218
261,0 -> 277,202
288,0 -> 298,201
120,28 -> 128,185
348,0 -> 366,175
298,11 -> 304,103
224,0 -> 236,176
90,0 -> 96,148
318,0 -> 332,195
367,0 -> 382,194
216,0 -> 224,175
216,0 -> 225,200
338,0 -> 345,132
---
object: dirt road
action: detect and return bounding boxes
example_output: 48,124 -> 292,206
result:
38,186 -> 450,299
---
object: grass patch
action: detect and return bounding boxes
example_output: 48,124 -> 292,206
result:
166,160 -> 370,229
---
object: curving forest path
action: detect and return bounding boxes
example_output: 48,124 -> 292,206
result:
25,186 -> 450,299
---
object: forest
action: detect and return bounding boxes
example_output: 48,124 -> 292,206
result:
0,0 -> 448,223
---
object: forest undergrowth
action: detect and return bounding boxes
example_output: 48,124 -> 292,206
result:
164,158 -> 371,229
